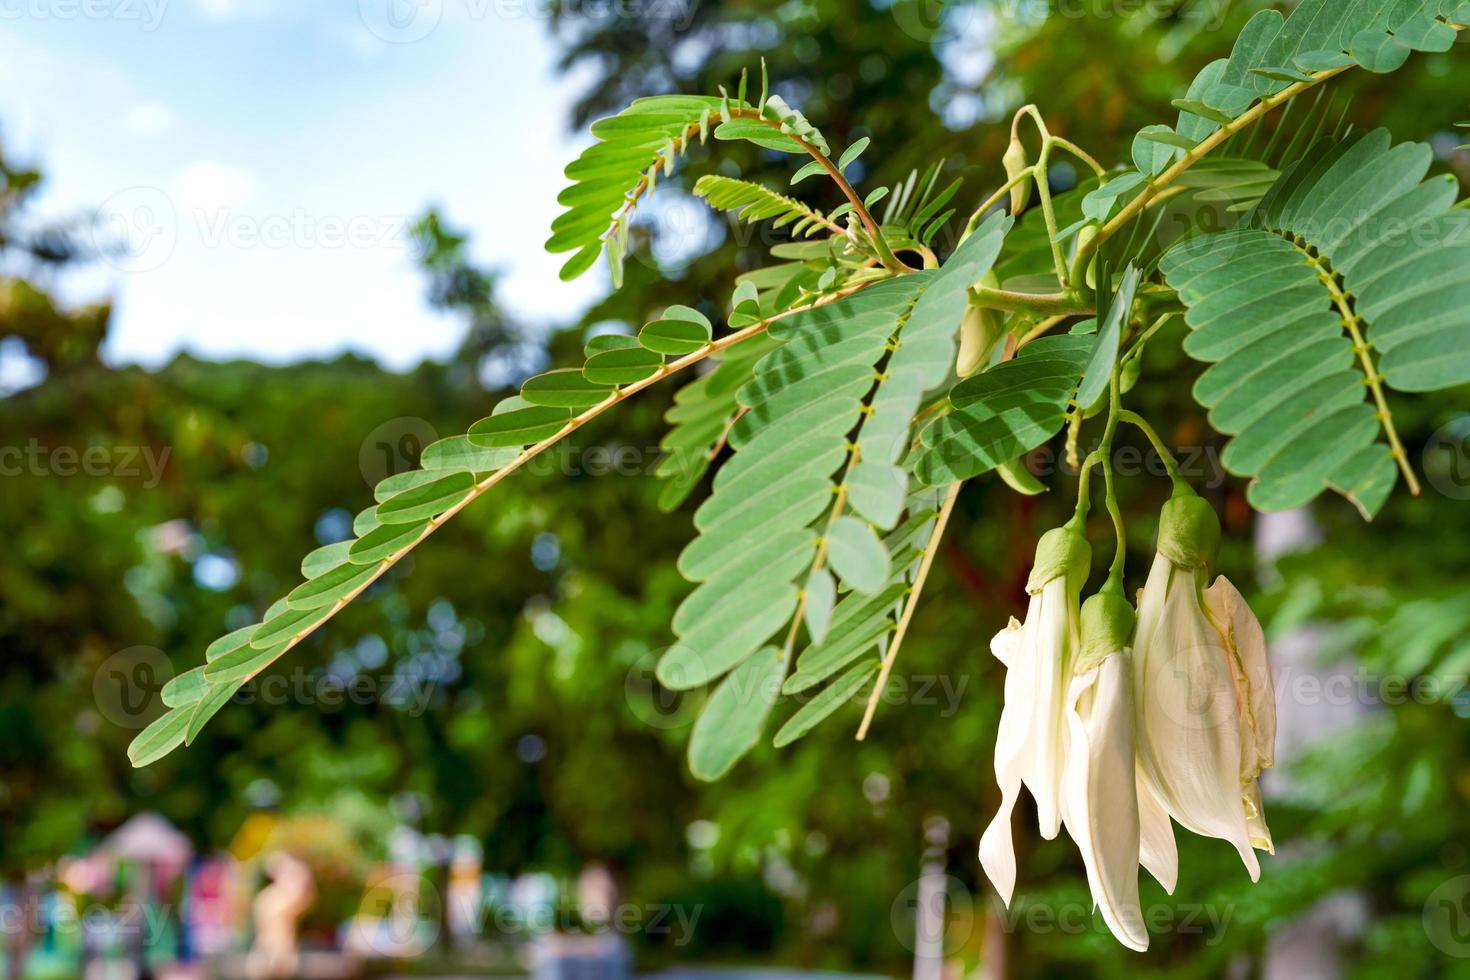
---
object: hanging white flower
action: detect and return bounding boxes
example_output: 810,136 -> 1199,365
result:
1132,492 -> 1277,882
979,526 -> 1089,905
1062,589 -> 1149,951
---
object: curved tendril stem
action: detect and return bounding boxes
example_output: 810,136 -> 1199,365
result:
1048,136 -> 1108,178
855,480 -> 961,741
1118,409 -> 1186,492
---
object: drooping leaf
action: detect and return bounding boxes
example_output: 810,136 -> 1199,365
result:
1159,130 -> 1467,518
773,660 -> 878,748
687,647 -> 787,781
1076,265 -> 1142,411
914,336 -> 1092,485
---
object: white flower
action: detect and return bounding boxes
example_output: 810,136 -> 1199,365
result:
1132,494 -> 1277,882
979,527 -> 1089,905
1061,591 -> 1149,951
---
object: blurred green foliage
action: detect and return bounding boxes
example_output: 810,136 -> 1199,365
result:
2,1 -> 1470,976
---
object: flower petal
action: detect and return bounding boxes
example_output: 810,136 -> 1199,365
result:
1064,651 -> 1148,951
1134,569 -> 1260,880
1137,776 -> 1178,894
1204,575 -> 1277,781
1027,576 -> 1075,840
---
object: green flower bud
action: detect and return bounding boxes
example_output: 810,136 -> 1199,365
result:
957,290 -> 1005,378
1078,590 -> 1137,666
1027,526 -> 1091,595
1119,355 -> 1142,393
1003,137 -> 1032,214
1157,491 -> 1220,569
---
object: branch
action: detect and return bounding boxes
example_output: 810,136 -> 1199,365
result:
262,283 -> 879,663
855,481 -> 961,741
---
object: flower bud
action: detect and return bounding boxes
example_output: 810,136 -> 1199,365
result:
1119,355 -> 1142,393
957,287 -> 1005,377
1157,492 -> 1220,569
1003,137 -> 1031,214
1027,526 -> 1091,595
1078,591 -> 1136,667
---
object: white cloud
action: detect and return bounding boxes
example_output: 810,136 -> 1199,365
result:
174,162 -> 257,212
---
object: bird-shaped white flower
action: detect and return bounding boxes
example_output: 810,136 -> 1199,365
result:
1061,589 -> 1149,951
1132,492 -> 1277,884
980,526 -> 1089,906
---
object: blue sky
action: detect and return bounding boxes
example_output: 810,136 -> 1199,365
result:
0,0 -> 607,369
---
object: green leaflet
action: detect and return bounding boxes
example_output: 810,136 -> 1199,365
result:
203,641 -> 287,685
826,516 -> 890,595
205,624 -> 257,662
694,175 -> 833,238
639,307 -> 713,355
1075,265 -> 1142,411
773,660 -> 878,748
914,336 -> 1092,485
803,567 -> 837,646
583,346 -> 664,386
1090,0 -> 1460,237
654,334 -> 779,512
285,559 -> 381,610
161,666 -> 207,708
301,541 -> 353,579
467,406 -> 572,448
547,95 -> 739,279
780,507 -> 935,701
1160,130 -> 1469,518
127,707 -> 191,768
185,679 -> 243,744
687,646 -> 787,781
374,471 -> 475,524
349,520 -> 430,564
520,369 -> 614,409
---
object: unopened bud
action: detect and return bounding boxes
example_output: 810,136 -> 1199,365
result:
1079,591 -> 1136,665
1003,137 -> 1032,214
1027,526 -> 1091,595
1157,491 -> 1220,569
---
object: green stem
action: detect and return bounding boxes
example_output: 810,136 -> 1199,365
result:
1119,410 -> 1186,492
1049,135 -> 1108,178
961,166 -> 1036,239
969,285 -> 1090,316
1100,370 -> 1126,586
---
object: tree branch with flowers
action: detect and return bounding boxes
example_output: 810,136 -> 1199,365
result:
132,0 -> 1470,953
